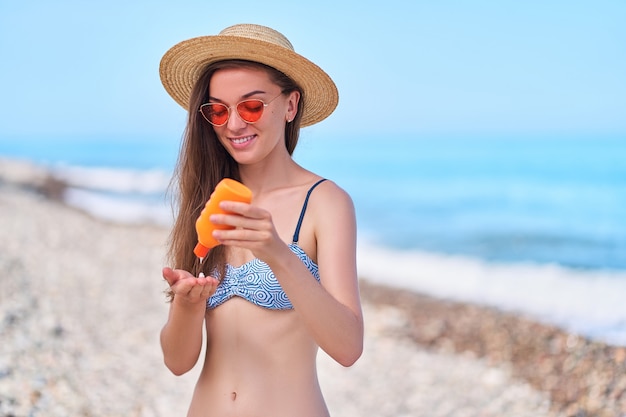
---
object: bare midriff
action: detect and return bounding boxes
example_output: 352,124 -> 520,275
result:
185,297 -> 330,417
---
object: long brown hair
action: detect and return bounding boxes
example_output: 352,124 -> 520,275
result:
166,60 -> 304,299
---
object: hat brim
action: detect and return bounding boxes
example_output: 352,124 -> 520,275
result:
159,35 -> 338,127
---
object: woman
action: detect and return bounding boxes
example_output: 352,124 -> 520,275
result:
158,24 -> 363,416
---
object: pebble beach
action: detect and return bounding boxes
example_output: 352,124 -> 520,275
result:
1,158 -> 624,417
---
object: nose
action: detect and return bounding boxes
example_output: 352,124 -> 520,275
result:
225,106 -> 248,130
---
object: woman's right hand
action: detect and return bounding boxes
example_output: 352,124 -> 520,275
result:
161,266 -> 217,375
162,266 -> 219,306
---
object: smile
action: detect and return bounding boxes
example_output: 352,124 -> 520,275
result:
230,135 -> 255,145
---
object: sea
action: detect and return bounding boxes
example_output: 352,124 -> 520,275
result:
2,133 -> 626,346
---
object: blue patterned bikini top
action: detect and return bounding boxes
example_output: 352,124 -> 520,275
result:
206,179 -> 326,310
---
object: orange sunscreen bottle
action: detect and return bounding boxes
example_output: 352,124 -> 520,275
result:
194,178 -> 253,260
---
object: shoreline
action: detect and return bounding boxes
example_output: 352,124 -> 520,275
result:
359,280 -> 626,416
1,158 -> 624,416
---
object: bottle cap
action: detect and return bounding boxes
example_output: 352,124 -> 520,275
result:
194,242 -> 210,258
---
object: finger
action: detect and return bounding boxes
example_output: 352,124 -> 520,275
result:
197,276 -> 219,293
187,280 -> 217,300
162,267 -> 180,286
213,227 -> 271,245
173,279 -> 198,298
187,283 -> 205,299
163,267 -> 194,287
218,201 -> 265,219
200,283 -> 216,299
209,212 -> 251,228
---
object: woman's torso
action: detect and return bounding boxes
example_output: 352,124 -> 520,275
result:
186,178 -> 330,417
187,300 -> 329,417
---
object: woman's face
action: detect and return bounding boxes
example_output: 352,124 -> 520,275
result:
207,67 -> 299,166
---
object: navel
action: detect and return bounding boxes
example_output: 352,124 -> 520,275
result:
231,391 -> 237,401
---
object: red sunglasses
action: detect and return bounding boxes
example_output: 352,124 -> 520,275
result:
199,93 -> 282,127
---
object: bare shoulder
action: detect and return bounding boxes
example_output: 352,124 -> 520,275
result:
308,179 -> 356,230
310,179 -> 355,213
308,179 -> 358,291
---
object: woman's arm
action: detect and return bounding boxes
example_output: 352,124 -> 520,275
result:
213,182 -> 363,366
270,184 -> 363,366
159,267 -> 219,375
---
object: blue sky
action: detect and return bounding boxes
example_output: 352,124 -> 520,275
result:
1,0 -> 625,140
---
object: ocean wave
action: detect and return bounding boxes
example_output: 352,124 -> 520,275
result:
357,239 -> 626,347
52,165 -> 171,194
50,164 -> 175,226
63,188 -> 173,226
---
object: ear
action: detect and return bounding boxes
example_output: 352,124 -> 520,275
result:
286,90 -> 301,122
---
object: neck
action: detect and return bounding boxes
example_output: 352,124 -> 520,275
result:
238,150 -> 300,194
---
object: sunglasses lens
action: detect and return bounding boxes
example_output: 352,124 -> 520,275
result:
201,103 -> 229,126
237,100 -> 265,123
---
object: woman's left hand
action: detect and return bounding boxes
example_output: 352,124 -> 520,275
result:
210,201 -> 286,262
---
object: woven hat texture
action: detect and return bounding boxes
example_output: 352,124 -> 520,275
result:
160,24 -> 338,127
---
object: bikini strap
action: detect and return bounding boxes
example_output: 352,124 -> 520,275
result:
292,179 -> 327,244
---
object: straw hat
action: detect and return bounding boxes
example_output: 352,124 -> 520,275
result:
159,24 -> 338,127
